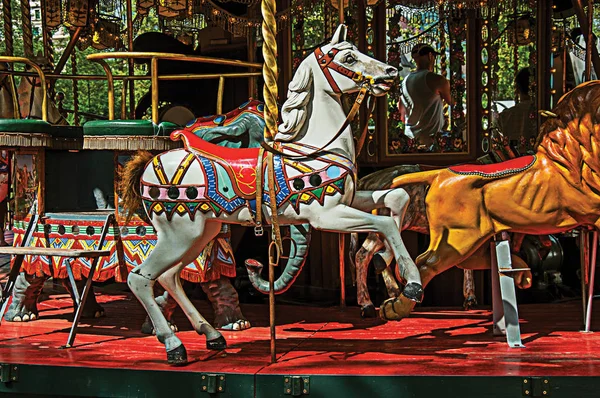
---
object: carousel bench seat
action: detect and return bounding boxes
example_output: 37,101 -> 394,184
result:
82,120 -> 182,150
0,213 -> 114,348
0,119 -> 83,148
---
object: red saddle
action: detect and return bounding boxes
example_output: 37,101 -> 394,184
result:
449,155 -> 536,177
171,130 -> 261,198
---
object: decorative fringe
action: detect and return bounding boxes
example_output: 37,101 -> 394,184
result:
0,132 -> 52,147
82,136 -> 182,151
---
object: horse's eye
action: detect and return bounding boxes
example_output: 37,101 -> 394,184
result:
345,54 -> 356,64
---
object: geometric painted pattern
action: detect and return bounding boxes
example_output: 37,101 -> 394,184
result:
12,217 -> 235,284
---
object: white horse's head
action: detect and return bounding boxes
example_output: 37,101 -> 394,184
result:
279,24 -> 398,138
315,24 -> 398,97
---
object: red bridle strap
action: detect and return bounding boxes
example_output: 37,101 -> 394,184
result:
314,47 -> 364,94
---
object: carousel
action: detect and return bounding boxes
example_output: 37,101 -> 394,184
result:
0,0 -> 598,396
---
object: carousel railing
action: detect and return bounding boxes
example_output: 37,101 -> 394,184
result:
0,56 -> 48,122
86,52 -> 263,123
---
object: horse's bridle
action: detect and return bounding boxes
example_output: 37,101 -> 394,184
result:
314,47 -> 374,94
261,46 -> 377,159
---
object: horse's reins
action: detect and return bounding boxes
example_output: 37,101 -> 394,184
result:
254,46 -> 380,262
260,47 -> 378,160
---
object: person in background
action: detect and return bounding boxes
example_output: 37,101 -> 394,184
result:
398,43 -> 453,149
497,67 -> 537,149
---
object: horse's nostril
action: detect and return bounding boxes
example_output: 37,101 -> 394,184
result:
386,67 -> 398,76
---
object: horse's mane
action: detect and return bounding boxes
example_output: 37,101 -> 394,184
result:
277,60 -> 313,141
537,81 -> 600,191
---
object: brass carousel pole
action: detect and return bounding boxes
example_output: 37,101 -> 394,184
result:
262,0 -> 279,364
2,0 -> 13,56
337,0 -> 346,309
2,0 -> 18,117
53,28 -> 83,76
20,0 -> 34,58
585,0 -> 593,82
126,0 -> 135,119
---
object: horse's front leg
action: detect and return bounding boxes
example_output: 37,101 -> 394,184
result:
352,188 -> 412,281
309,202 -> 422,303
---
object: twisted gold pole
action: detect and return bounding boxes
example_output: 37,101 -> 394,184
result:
2,0 -> 13,56
20,0 -> 34,58
439,4 -> 448,124
261,0 -> 278,141
72,51 -> 79,126
261,0 -> 279,365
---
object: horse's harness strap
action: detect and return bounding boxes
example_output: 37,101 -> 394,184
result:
254,147 -> 265,237
253,146 -> 283,264
261,85 -> 368,160
315,47 -> 369,94
355,96 -> 377,157
266,150 -> 283,263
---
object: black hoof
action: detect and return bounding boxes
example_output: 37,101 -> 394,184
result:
401,282 -> 424,303
360,304 -> 377,318
167,345 -> 188,365
463,296 -> 478,311
206,335 -> 227,351
372,251 -> 388,274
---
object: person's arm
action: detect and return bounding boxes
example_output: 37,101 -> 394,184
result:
426,73 -> 453,106
438,77 -> 453,106
397,99 -> 406,122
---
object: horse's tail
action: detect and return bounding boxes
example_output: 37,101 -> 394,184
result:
120,150 -> 154,222
390,169 -> 442,189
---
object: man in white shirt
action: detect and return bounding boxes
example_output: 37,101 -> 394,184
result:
398,43 -> 453,148
497,67 -> 537,147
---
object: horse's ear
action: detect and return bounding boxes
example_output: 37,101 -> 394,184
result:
331,24 -> 347,45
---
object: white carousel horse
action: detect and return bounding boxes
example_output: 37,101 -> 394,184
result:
17,55 -> 67,125
120,25 -> 422,364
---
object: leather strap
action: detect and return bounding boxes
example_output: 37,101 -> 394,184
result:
261,86 -> 369,160
254,147 -> 265,236
354,95 -> 377,157
266,150 -> 282,261
315,47 -> 367,94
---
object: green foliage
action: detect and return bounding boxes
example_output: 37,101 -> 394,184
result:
0,1 -> 160,124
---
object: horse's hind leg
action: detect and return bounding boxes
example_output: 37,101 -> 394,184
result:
350,189 -> 421,301
127,216 -> 211,364
355,232 -> 384,318
380,230 -> 489,321
310,201 -> 422,302
157,221 -> 226,350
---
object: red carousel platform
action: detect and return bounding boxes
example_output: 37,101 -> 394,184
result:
0,287 -> 598,397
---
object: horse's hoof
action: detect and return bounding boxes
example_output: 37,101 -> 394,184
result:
219,320 -> 251,331
360,304 -> 377,318
401,282 -> 423,303
206,335 -> 227,351
372,252 -> 388,274
463,296 -> 478,311
379,296 -> 413,321
167,344 -> 188,365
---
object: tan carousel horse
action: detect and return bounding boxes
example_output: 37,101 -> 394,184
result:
379,81 -> 600,320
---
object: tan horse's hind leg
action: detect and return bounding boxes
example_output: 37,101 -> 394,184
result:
379,228 -> 490,321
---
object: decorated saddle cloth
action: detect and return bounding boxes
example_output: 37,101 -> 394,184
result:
166,130 -> 356,217
448,155 -> 536,178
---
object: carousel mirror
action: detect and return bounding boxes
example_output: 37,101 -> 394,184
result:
385,2 -> 468,156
